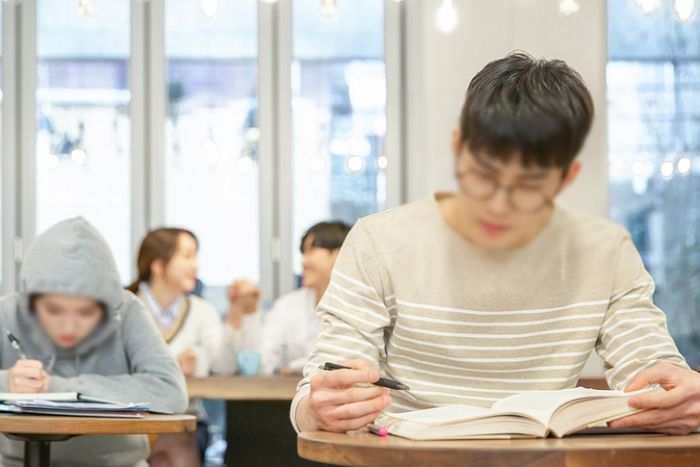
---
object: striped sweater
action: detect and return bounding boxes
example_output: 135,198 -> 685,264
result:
290,194 -> 688,430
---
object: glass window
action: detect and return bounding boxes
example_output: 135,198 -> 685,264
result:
607,2 -> 700,366
36,0 -> 131,281
164,0 -> 259,307
291,0 -> 387,274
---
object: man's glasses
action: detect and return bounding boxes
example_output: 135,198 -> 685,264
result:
455,169 -> 555,213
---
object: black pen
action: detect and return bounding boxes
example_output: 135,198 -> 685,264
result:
6,332 -> 27,359
319,362 -> 410,390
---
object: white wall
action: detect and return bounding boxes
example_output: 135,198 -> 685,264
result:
404,0 -> 608,376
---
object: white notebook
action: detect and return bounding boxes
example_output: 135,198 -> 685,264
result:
0,392 -> 119,404
0,392 -> 83,402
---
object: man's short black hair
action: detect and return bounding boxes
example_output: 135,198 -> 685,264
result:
300,221 -> 352,254
460,51 -> 594,169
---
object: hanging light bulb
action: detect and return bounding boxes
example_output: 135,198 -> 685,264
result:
319,0 -> 338,18
635,0 -> 663,14
677,156 -> 692,175
673,0 -> 698,21
199,0 -> 220,17
660,160 -> 675,179
435,0 -> 458,34
558,0 -> 580,16
346,155 -> 365,174
75,0 -> 95,17
70,148 -> 87,166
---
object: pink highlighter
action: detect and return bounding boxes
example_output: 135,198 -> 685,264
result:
368,424 -> 389,437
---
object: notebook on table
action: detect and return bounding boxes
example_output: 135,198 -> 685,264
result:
0,392 -> 150,419
375,386 -> 660,440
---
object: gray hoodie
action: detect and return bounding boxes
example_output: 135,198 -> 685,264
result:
0,218 -> 188,467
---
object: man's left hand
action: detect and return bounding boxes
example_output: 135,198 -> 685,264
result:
609,363 -> 700,435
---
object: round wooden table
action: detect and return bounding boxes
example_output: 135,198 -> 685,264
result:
186,375 -> 300,400
298,430 -> 700,467
0,414 -> 196,467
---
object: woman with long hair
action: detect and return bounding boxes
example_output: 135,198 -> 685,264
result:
128,228 -> 223,467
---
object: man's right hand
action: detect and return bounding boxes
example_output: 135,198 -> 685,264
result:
226,279 -> 261,330
298,359 -> 392,432
8,360 -> 51,393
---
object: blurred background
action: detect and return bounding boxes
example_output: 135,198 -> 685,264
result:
0,2 -> 699,459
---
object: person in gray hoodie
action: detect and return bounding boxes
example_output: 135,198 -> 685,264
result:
0,217 -> 189,467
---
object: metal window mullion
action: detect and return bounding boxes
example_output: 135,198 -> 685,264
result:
130,0 -> 147,281
275,0 -> 294,298
384,0 -> 406,208
147,0 -> 166,229
402,0 -> 426,202
258,1 -> 277,302
18,0 -> 37,282
2,2 -> 17,293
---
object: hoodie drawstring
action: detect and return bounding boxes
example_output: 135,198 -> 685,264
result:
46,354 -> 57,373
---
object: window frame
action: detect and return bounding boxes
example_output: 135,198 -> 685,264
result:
3,0 -> 406,301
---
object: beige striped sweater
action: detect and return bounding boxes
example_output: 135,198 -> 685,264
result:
290,194 -> 687,430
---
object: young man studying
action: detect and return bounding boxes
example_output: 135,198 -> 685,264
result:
291,52 -> 700,436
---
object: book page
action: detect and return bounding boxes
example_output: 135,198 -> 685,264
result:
492,388 -> 626,424
492,387 -> 655,426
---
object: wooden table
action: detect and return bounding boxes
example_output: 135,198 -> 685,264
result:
187,376 -> 321,466
187,375 -> 300,400
577,378 -> 608,390
298,431 -> 700,467
0,413 -> 196,467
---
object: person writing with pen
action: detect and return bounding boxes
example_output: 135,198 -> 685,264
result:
292,53 -> 700,435
0,217 -> 188,467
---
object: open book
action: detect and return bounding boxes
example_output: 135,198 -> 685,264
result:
376,386 -> 659,440
0,392 -> 150,418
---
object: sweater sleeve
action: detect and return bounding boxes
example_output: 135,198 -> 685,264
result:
48,301 -> 189,414
189,301 -> 224,377
260,302 -> 289,375
596,231 -> 688,390
290,219 -> 393,432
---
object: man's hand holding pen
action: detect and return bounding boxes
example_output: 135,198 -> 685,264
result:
297,359 -> 407,433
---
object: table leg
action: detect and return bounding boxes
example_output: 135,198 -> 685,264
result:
23,440 -> 51,467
